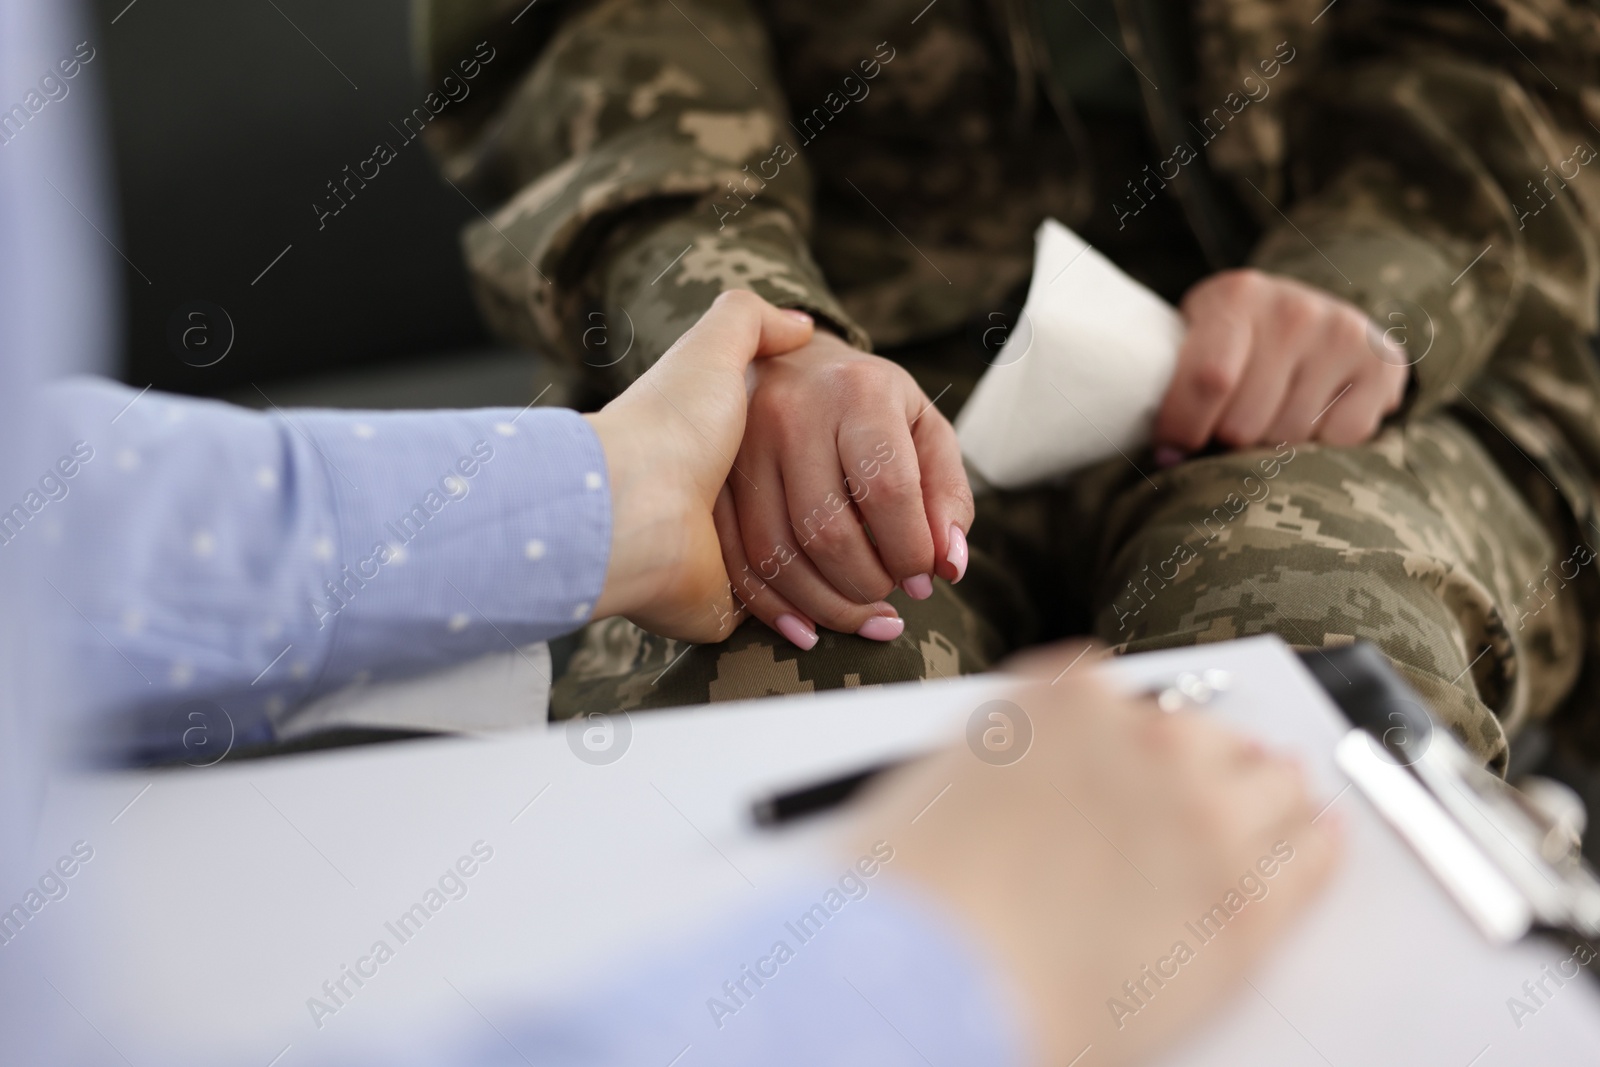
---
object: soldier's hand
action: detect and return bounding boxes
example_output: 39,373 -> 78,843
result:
717,329 -> 974,649
586,291 -> 814,641
1154,269 -> 1409,463
852,644 -> 1341,1067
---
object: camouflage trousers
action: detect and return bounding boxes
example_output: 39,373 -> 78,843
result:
552,407 -> 1596,772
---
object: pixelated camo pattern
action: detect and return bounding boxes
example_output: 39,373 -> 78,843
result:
419,0 -> 1600,768
550,578 -> 1005,716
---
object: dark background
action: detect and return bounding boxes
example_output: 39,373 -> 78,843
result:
90,0 -> 498,398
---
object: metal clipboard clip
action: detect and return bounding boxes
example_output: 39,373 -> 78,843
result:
1302,643 -> 1600,945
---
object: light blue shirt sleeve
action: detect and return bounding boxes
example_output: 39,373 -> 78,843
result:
36,377 -> 613,761
377,874 -> 1028,1067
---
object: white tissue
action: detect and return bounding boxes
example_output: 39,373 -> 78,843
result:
954,219 -> 1185,488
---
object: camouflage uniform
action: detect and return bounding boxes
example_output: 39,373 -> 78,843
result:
419,0 -> 1600,770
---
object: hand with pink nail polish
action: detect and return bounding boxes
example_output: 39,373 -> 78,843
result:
710,329 -> 975,648
586,291 -> 816,643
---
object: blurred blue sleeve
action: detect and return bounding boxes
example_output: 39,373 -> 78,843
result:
36,377 -> 612,760
387,875 -> 1026,1067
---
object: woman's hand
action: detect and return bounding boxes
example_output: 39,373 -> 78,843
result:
852,643 -> 1341,1067
585,291 -> 814,641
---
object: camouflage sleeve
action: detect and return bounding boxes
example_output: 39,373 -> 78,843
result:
1223,4 -> 1600,417
436,0 -> 870,393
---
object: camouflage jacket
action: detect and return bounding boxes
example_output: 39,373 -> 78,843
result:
417,0 -> 1600,431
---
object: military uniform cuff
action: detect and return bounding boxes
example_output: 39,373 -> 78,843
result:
1248,224 -> 1503,418
598,209 -> 872,387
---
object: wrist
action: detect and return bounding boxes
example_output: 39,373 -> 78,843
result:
584,410 -> 677,621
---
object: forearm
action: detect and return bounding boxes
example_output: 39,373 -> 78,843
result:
377,873 -> 1026,1066
452,0 -> 868,391
41,378 -> 611,759
599,207 -> 870,384
1248,49 -> 1600,415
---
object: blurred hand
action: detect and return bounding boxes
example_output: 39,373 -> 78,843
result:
587,291 -> 814,641
717,329 -> 974,650
1155,269 -> 1408,461
851,643 -> 1340,1067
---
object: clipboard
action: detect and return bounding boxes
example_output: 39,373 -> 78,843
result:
1304,643 -> 1600,946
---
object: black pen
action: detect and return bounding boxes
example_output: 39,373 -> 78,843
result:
752,670 -> 1233,827
751,759 -> 898,826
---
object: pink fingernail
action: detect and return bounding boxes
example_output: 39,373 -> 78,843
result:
902,573 -> 933,600
1154,446 -> 1186,469
774,613 -> 818,651
946,524 -> 968,583
782,308 -> 813,324
857,615 -> 905,641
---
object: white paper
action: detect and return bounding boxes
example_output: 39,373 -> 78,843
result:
955,218 -> 1185,488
